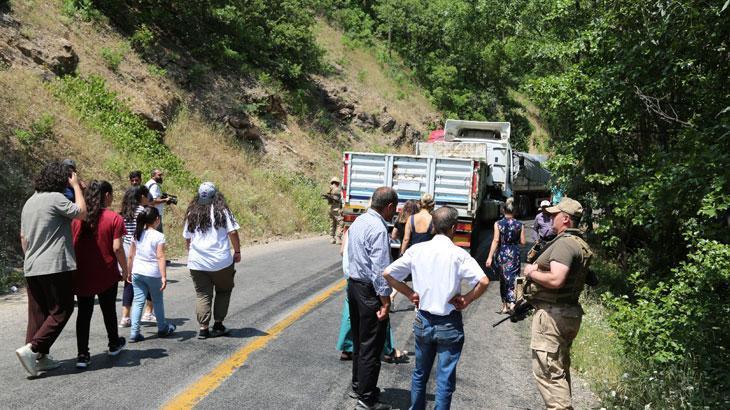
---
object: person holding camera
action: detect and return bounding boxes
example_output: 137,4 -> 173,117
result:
145,169 -> 173,234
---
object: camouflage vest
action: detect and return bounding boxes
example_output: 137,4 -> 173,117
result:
524,228 -> 593,305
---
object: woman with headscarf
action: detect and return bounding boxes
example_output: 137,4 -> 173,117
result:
183,182 -> 241,339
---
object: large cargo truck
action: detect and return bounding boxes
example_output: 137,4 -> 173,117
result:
340,152 -> 481,248
339,119 -> 551,270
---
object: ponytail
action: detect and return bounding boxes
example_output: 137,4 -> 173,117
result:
134,206 -> 159,241
83,180 -> 113,232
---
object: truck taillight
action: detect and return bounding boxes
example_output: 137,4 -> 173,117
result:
472,161 -> 479,197
343,214 -> 357,223
456,223 -> 472,232
343,153 -> 350,201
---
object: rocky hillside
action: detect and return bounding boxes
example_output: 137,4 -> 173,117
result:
0,1 -> 439,281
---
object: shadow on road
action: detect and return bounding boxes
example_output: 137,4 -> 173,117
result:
33,348 -> 168,378
380,388 -> 433,410
229,327 -> 268,338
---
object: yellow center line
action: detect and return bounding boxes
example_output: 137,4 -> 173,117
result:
161,279 -> 347,409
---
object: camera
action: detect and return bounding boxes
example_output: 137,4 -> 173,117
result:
161,192 -> 178,205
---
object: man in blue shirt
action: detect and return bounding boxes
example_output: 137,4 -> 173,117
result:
347,187 -> 398,410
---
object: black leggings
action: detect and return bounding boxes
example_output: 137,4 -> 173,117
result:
76,283 -> 119,355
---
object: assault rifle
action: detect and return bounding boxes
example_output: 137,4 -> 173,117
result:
492,299 -> 534,328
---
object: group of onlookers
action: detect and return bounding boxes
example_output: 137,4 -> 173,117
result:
15,160 -> 240,377
339,188 -> 571,410
339,188 -> 490,410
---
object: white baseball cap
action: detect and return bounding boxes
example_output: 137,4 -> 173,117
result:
198,182 -> 217,205
540,200 -> 551,208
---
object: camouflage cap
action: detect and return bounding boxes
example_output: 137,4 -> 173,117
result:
546,197 -> 583,217
330,176 -> 341,184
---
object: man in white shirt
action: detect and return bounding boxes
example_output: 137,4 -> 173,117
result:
145,169 -> 171,233
383,206 -> 490,410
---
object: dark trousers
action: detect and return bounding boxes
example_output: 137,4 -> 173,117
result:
348,278 -> 389,406
76,283 -> 120,354
25,271 -> 75,354
122,280 -> 151,307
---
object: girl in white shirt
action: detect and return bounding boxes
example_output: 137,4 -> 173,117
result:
127,206 -> 176,342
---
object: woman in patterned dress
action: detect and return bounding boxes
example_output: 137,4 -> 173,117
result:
486,199 -> 525,313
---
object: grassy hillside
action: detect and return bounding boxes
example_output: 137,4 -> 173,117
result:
0,0 -> 438,286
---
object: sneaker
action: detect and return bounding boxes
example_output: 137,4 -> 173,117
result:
355,400 -> 391,410
349,387 -> 382,400
108,337 -> 126,356
15,344 -> 39,377
198,328 -> 210,339
118,317 -> 131,327
340,351 -> 353,361
76,352 -> 91,369
210,323 -> 230,338
129,334 -> 145,343
158,323 -> 176,337
141,313 -> 157,323
36,354 -> 60,372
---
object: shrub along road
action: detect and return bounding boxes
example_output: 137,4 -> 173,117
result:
0,236 -> 594,409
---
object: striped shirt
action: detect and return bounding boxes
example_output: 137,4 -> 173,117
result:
346,208 -> 392,296
123,205 -> 144,246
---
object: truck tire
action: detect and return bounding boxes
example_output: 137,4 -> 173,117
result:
470,210 -> 498,281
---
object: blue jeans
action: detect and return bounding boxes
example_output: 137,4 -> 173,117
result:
410,310 -> 464,410
130,274 -> 168,337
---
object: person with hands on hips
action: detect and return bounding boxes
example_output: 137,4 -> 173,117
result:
383,206 -> 490,410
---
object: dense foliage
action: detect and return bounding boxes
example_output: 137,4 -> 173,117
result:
317,0 -> 532,150
67,0 -> 324,82
511,0 -> 730,405
321,0 -> 729,405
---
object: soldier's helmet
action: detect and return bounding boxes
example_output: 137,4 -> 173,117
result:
330,177 -> 341,185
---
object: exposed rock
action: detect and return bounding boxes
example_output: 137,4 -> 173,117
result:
226,113 -> 251,130
241,126 -> 263,142
264,94 -> 287,119
224,111 -> 264,147
380,114 -> 396,133
137,111 -> 166,132
131,94 -> 180,133
338,107 -> 354,119
393,123 -> 423,147
353,111 -> 380,130
15,38 -> 78,76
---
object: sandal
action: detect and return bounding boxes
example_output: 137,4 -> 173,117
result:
383,350 -> 410,364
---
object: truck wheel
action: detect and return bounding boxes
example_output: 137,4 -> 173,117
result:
470,213 -> 497,280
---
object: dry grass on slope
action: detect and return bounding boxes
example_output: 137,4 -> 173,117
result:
314,20 -> 436,129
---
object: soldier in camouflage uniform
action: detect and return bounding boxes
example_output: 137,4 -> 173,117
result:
324,177 -> 343,244
522,197 -> 593,410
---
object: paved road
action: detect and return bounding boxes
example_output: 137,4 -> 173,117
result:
0,236 -> 595,409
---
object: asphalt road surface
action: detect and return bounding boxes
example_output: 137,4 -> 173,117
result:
0,236 -> 596,409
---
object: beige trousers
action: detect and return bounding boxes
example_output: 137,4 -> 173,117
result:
530,304 -> 583,410
190,264 -> 236,326
329,208 -> 343,239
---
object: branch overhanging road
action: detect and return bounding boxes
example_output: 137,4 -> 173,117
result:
0,235 -> 595,409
